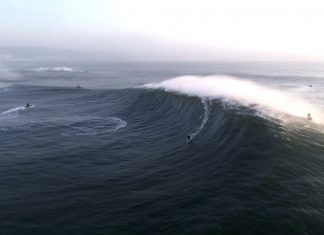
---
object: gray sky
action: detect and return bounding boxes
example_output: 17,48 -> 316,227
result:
1,0 -> 324,61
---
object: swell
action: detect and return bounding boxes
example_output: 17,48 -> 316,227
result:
2,83 -> 324,151
131,88 -> 324,193
0,85 -> 129,135
2,83 -> 324,235
122,83 -> 324,160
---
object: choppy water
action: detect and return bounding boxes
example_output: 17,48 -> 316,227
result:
1,61 -> 324,234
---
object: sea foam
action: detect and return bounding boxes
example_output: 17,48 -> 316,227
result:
32,67 -> 83,72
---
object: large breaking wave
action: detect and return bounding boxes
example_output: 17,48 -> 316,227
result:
144,75 -> 324,124
2,78 -> 324,234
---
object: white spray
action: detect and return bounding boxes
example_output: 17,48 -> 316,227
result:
144,75 -> 324,124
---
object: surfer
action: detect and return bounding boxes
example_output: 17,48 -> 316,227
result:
307,113 -> 312,121
25,103 -> 32,108
187,135 -> 191,143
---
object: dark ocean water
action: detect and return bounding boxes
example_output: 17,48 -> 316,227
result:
1,61 -> 324,234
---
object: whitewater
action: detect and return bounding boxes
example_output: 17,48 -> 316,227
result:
145,75 -> 324,124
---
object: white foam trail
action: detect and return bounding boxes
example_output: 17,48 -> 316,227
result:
189,99 -> 209,140
144,75 -> 324,124
62,117 -> 127,136
1,105 -> 34,116
109,117 -> 127,132
1,106 -> 26,115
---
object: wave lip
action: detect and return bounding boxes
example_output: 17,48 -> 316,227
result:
144,75 -> 324,124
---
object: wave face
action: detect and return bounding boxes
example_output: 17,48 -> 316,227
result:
1,74 -> 324,234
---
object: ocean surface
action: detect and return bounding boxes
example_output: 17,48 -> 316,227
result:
1,61 -> 324,234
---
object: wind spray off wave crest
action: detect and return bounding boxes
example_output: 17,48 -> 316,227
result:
144,75 -> 324,124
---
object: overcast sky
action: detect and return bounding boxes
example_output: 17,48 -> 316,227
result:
1,0 -> 324,61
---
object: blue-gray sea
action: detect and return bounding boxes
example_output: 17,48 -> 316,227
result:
1,61 -> 324,234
